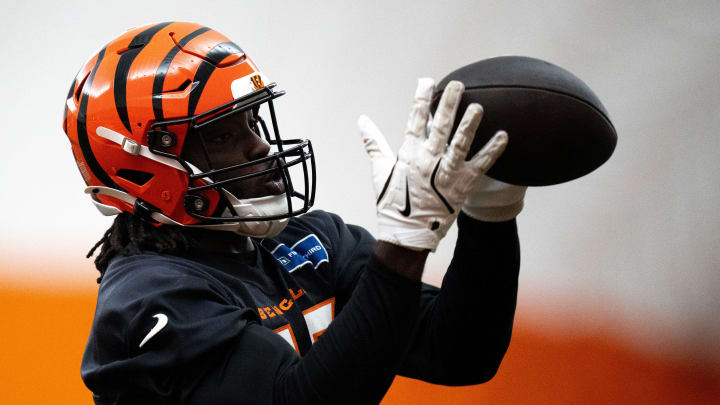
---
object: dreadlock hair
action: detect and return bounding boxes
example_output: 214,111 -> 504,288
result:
87,213 -> 192,284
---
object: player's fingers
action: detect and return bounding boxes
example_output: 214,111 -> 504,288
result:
468,130 -> 508,174
405,78 -> 435,139
428,80 -> 464,154
358,114 -> 394,159
446,103 -> 483,168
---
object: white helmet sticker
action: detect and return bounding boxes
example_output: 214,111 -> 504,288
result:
231,71 -> 271,99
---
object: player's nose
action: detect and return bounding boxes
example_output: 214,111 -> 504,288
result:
245,132 -> 272,161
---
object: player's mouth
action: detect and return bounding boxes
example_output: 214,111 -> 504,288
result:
261,167 -> 286,196
218,158 -> 287,199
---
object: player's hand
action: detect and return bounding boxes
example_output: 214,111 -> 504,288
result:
462,175 -> 527,222
358,78 -> 508,251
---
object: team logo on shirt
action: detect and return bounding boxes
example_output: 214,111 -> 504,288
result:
264,234 -> 329,272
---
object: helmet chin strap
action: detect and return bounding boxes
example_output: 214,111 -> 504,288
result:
85,186 -> 290,239
218,189 -> 289,238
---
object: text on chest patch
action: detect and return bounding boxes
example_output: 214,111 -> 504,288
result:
268,234 -> 329,272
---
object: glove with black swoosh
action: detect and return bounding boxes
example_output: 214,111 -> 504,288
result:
358,78 -> 508,251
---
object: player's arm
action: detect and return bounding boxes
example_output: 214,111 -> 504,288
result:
319,205 -> 522,387
396,214 -> 522,385
392,149 -> 527,385
358,78 -> 526,385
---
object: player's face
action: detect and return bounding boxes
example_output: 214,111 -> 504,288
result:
181,110 -> 286,199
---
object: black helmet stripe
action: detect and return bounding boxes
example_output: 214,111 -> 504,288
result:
187,42 -> 244,116
62,78 -> 76,133
113,21 -> 173,132
152,26 -> 211,122
76,46 -> 122,190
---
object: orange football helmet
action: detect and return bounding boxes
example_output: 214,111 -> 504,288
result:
62,22 -> 315,237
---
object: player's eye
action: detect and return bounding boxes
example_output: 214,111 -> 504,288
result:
247,115 -> 262,137
208,132 -> 233,145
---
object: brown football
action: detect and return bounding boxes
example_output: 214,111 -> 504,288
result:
432,56 -> 617,186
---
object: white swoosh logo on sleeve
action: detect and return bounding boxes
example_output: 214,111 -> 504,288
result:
139,313 -> 168,348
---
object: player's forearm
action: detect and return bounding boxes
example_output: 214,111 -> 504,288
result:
398,212 -> 520,385
440,213 -> 520,381
373,241 -> 429,281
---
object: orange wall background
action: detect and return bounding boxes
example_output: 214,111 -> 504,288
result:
2,284 -> 718,405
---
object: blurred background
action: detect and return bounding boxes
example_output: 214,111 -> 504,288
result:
1,0 -> 718,403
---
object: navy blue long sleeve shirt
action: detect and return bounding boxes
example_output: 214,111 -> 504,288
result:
81,210 -> 520,404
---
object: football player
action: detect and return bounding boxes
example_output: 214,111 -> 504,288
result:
64,22 -> 526,404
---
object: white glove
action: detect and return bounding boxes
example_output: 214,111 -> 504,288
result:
462,175 -> 527,222
358,78 -> 508,251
